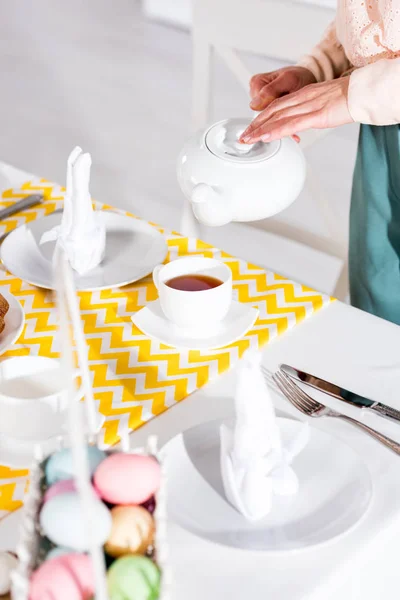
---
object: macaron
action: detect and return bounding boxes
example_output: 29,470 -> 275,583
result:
0,551 -> 18,595
105,506 -> 155,558
40,492 -> 112,551
107,555 -> 160,600
94,453 -> 161,505
45,446 -> 106,486
29,553 -> 93,600
43,479 -> 100,504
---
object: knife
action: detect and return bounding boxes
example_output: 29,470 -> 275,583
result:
281,363 -> 400,425
0,193 -> 43,221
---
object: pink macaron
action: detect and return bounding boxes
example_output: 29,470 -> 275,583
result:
43,479 -> 99,504
29,553 -> 93,600
94,453 -> 161,505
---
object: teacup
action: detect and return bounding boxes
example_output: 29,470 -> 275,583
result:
153,257 -> 232,333
0,356 -> 70,441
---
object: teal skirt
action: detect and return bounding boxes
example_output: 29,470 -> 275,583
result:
350,124 -> 400,325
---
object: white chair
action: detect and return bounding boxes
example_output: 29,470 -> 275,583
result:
190,0 -> 349,299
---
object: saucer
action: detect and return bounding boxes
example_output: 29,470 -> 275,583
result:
132,300 -> 259,349
0,211 -> 168,291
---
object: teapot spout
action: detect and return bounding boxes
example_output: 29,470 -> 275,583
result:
191,183 -> 233,227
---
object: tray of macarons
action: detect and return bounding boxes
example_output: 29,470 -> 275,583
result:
8,246 -> 170,600
11,435 -> 169,600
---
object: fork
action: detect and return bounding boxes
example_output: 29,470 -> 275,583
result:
273,369 -> 400,456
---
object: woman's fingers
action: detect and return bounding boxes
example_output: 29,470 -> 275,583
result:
249,68 -> 317,112
243,100 -> 316,141
242,77 -> 352,145
249,73 -> 295,111
240,89 -> 314,141
248,112 -> 322,143
249,73 -> 275,100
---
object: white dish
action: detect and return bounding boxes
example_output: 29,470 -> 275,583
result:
161,417 -> 373,552
132,299 -> 259,349
0,356 -> 103,467
0,211 -> 168,291
0,356 -> 70,443
0,290 -> 24,356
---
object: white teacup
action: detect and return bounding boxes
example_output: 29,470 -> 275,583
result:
153,257 -> 232,333
0,356 -> 70,441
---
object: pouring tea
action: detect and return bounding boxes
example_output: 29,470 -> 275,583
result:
177,117 -> 306,228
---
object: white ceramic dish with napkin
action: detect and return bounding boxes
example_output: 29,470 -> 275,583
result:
40,146 -> 106,275
0,146 -> 168,291
220,352 -> 309,521
161,412 -> 373,552
0,211 -> 168,291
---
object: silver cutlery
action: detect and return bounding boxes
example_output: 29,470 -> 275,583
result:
0,193 -> 43,221
281,363 -> 400,425
273,369 -> 400,456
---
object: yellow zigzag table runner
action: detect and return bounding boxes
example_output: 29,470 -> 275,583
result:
0,179 -> 332,513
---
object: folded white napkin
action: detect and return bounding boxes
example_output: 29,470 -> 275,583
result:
40,146 -> 106,275
220,352 -> 309,521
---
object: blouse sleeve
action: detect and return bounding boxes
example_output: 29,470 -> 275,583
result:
297,21 -> 352,82
347,58 -> 400,125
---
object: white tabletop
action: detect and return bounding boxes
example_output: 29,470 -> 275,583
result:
130,301 -> 400,600
0,162 -> 399,599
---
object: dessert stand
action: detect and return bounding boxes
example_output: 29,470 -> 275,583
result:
10,249 -> 170,600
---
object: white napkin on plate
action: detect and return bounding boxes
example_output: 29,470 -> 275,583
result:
40,146 -> 106,275
220,352 -> 309,521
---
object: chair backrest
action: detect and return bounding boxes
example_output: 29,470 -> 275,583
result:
194,0 -> 334,63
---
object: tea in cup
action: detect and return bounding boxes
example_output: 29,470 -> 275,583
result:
153,257 -> 232,332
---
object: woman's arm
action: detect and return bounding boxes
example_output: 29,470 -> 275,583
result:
239,21 -> 354,143
297,21 -> 352,82
348,58 -> 400,124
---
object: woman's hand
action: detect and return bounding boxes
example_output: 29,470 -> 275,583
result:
240,77 -> 353,144
249,66 -> 317,111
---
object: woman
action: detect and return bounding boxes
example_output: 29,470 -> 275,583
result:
240,3 -> 400,325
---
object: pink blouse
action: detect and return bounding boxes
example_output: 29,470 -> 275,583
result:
298,0 -> 400,124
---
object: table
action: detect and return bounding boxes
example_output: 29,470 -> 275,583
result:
1,164 -> 400,599
127,301 -> 400,600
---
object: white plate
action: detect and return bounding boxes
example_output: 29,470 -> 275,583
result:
161,417 -> 373,552
0,290 -> 24,356
0,211 -> 168,291
132,299 -> 259,349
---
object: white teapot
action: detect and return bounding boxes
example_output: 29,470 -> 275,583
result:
177,118 -> 306,227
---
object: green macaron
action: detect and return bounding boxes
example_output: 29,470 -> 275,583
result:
108,555 -> 161,600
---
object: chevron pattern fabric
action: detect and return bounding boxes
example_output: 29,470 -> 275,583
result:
0,179 -> 332,515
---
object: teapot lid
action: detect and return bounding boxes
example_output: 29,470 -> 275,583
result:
205,118 -> 281,164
